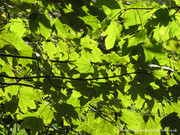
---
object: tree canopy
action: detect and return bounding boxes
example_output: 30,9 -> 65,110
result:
0,0 -> 180,134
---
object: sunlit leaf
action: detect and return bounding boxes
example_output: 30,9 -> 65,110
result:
38,14 -> 51,40
0,31 -> 33,56
18,87 -> 36,113
120,109 -> 144,130
42,41 -> 57,59
75,56 -> 94,73
37,103 -> 54,124
4,18 -> 27,38
102,21 -> 122,50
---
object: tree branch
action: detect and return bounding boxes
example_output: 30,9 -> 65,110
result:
0,53 -> 73,63
0,53 -> 124,66
0,71 -> 149,81
0,82 -> 42,89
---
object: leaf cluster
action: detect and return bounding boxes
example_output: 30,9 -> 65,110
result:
0,0 -> 180,134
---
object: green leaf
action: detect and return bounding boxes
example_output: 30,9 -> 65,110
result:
118,92 -> 132,108
42,41 -> 57,59
167,78 -> 178,87
143,117 -> 162,132
134,95 -> 145,109
102,21 -> 122,50
18,87 -> 36,113
171,102 -> 180,118
100,51 -> 121,64
80,36 -> 99,49
154,8 -> 171,27
96,118 -> 119,135
5,96 -> 18,113
1,64 -> 14,77
81,49 -> 101,63
95,0 -> 120,14
152,69 -> 168,79
54,103 -> 78,122
152,28 -> 161,42
53,18 -> 69,39
135,29 -> 147,43
127,37 -> 138,47
120,109 -> 144,130
4,18 -> 27,38
164,38 -> 180,52
123,10 -> 141,27
38,14 -> 51,40
151,99 -> 163,114
144,40 -> 167,63
79,10 -> 100,30
4,86 -> 19,101
67,90 -> 81,107
77,113 -> 119,135
17,129 -> 28,135
0,31 -> 33,56
169,19 -> 180,38
20,117 -> 44,135
75,56 -> 94,73
164,103 -> 175,115
39,23 -> 50,40
36,103 -> 54,124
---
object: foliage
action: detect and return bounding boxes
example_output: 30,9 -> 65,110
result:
0,0 -> 180,134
